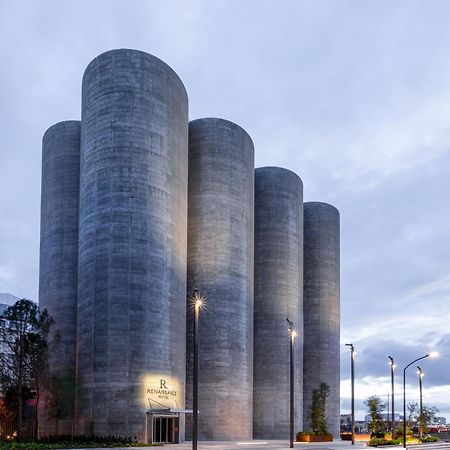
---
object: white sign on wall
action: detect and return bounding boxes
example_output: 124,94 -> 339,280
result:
141,374 -> 182,411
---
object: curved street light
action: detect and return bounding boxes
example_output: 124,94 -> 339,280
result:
402,352 -> 438,448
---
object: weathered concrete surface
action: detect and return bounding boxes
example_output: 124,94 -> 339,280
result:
186,118 -> 254,440
39,120 -> 81,436
303,202 -> 340,437
77,49 -> 188,440
253,167 -> 303,439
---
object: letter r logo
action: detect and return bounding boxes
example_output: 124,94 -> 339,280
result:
160,379 -> 167,389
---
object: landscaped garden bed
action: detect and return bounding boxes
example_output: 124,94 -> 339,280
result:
0,435 -> 161,449
297,432 -> 333,442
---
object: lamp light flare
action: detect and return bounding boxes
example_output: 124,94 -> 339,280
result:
191,290 -> 206,310
429,351 -> 439,358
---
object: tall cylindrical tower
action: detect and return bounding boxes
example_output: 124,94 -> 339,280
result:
77,49 -> 188,440
303,202 -> 340,437
39,120 -> 81,435
186,118 -> 254,440
253,167 -> 303,439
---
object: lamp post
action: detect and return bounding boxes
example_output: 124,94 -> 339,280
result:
417,366 -> 423,439
286,318 -> 296,449
192,289 -> 204,450
388,356 -> 395,439
402,352 -> 437,448
345,343 -> 355,445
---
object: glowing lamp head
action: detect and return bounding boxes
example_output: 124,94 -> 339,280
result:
291,330 -> 297,339
429,351 -> 439,358
192,289 -> 205,310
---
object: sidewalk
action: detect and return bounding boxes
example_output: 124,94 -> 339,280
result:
60,439 -> 450,450
161,440 -> 368,450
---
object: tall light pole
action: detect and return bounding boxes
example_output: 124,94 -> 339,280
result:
286,318 -> 296,449
402,352 -> 437,448
192,289 -> 204,450
417,366 -> 424,439
388,356 -> 395,439
345,343 -> 355,445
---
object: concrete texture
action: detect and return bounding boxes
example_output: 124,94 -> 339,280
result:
253,167 -> 303,439
303,202 -> 340,438
186,118 -> 254,440
76,49 -> 188,440
39,120 -> 81,435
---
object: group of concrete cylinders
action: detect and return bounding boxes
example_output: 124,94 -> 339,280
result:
39,49 -> 340,441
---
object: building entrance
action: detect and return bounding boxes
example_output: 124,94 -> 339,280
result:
150,415 -> 179,443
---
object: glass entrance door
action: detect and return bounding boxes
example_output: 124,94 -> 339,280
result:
153,417 -> 175,443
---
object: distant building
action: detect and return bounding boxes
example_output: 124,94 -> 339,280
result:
0,293 -> 20,315
364,413 -> 401,422
340,414 -> 369,433
434,417 -> 447,425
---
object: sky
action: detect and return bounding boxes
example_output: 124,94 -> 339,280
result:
1,0 -> 450,422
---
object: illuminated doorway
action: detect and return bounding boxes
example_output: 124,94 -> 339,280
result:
147,414 -> 179,443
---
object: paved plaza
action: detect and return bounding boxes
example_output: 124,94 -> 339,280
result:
162,440 -> 366,450
60,438 -> 450,450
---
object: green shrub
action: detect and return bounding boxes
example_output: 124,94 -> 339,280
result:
297,431 -> 311,436
371,432 -> 386,438
0,435 -> 161,449
395,427 -> 412,437
297,430 -> 332,437
367,438 -> 402,446
420,435 -> 439,443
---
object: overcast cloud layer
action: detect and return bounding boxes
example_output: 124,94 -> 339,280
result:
1,0 -> 449,421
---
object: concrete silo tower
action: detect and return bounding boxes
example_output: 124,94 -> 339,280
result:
77,49 -> 188,441
303,202 -> 340,437
39,120 -> 81,435
186,118 -> 254,440
253,167 -> 303,439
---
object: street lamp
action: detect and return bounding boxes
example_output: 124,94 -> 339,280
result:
192,289 -> 204,450
345,343 -> 355,445
388,356 -> 395,439
417,366 -> 424,439
286,318 -> 297,449
402,352 -> 438,448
